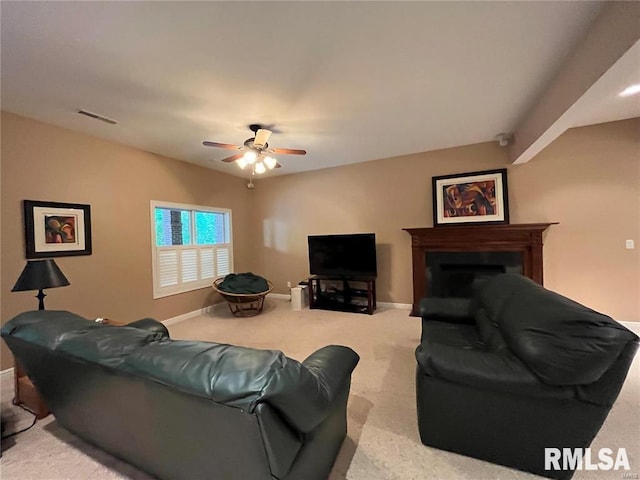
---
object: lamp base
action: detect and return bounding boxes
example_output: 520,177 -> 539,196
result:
36,289 -> 46,311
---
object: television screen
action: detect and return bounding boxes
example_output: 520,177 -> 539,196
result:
308,233 -> 377,278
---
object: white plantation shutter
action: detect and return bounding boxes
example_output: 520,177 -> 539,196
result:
181,249 -> 198,283
158,250 -> 178,287
151,202 -> 233,298
216,246 -> 231,277
200,248 -> 215,279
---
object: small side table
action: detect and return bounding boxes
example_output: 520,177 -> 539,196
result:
13,361 -> 50,419
12,317 -> 127,418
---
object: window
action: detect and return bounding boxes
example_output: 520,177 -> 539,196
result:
151,201 -> 233,298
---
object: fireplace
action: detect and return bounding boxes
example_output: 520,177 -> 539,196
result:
404,223 -> 555,315
427,251 -> 523,297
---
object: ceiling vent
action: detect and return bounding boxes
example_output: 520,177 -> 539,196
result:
77,109 -> 117,125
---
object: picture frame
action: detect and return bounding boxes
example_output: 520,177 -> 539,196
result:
23,200 -> 92,259
432,168 -> 509,226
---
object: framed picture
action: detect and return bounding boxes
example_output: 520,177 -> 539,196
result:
432,168 -> 509,226
23,200 -> 92,259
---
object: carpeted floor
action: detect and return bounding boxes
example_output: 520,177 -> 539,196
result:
1,299 -> 639,479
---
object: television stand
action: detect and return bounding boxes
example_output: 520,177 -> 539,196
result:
308,275 -> 376,315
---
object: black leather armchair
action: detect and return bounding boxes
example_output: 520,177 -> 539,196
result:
2,310 -> 359,480
415,273 -> 638,480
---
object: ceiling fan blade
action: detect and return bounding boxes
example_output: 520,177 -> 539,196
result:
272,147 -> 306,155
203,141 -> 242,150
220,153 -> 244,163
254,129 -> 272,148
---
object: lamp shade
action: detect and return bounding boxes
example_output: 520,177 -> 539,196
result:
12,259 -> 70,292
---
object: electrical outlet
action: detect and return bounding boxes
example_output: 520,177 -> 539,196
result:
625,239 -> 635,249
287,281 -> 292,288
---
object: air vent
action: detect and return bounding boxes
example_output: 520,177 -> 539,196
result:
77,109 -> 118,125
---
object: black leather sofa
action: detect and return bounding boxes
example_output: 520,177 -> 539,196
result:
415,273 -> 638,480
1,311 -> 360,480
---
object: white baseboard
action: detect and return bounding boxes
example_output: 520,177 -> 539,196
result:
621,320 -> 640,334
162,304 -> 216,326
378,302 -> 412,310
268,293 -> 291,301
266,292 -> 411,310
162,297 -> 290,325
1,367 -> 14,379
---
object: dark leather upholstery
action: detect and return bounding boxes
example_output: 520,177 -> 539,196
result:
415,273 -> 639,480
1,310 -> 359,480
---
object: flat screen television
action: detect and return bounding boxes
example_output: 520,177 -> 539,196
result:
308,233 -> 377,278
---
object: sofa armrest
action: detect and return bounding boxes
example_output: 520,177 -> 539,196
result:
419,298 -> 474,323
415,343 -> 572,399
261,345 -> 359,433
302,345 -> 360,397
126,318 -> 170,339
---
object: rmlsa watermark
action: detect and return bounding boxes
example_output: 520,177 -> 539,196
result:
545,448 -> 631,471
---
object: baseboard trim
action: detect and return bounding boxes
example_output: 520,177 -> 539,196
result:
162,305 -> 216,326
268,293 -> 291,301
621,320 -> 640,334
162,295 -> 291,325
267,293 -> 410,310
1,367 -> 14,379
378,302 -> 412,310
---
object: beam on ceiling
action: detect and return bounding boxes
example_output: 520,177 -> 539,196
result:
510,2 -> 640,165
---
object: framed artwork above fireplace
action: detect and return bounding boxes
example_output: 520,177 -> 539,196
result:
432,168 -> 509,226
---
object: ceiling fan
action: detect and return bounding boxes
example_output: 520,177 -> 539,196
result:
203,124 -> 306,175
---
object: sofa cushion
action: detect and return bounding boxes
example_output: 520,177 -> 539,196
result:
1,310 -> 101,349
125,340 -> 359,433
415,339 -> 574,400
481,274 -> 638,386
422,320 -> 484,350
418,298 -> 473,322
474,273 -> 530,323
475,308 -> 508,353
217,272 -> 269,294
56,328 -> 166,368
1,311 -> 164,369
125,340 -> 286,408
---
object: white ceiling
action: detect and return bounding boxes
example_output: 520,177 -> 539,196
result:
1,1 -> 638,178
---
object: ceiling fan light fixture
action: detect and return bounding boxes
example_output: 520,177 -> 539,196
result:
236,157 -> 248,169
203,124 -> 306,173
263,156 -> 277,169
243,151 -> 257,164
254,129 -> 272,148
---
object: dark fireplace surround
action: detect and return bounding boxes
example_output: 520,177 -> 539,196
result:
404,223 -> 555,315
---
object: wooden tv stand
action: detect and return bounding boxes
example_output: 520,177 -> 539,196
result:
308,275 -> 376,315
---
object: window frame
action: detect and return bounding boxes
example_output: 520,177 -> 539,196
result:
150,200 -> 233,299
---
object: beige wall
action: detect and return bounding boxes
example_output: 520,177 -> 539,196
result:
250,142 -> 508,306
2,113 -> 638,370
253,118 -> 640,321
1,112 -> 254,369
512,119 -> 639,320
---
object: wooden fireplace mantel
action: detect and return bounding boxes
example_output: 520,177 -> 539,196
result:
403,223 -> 557,315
